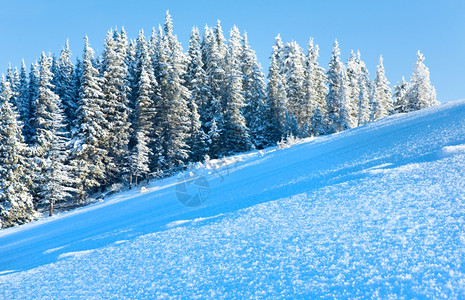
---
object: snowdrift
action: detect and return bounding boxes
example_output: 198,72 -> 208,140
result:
1,100 -> 465,298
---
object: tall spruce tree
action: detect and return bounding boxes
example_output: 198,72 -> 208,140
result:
404,51 -> 439,111
356,51 -> 371,126
0,77 -> 35,228
346,50 -> 361,128
282,41 -> 307,135
31,53 -> 74,210
184,27 -> 209,161
222,26 -> 252,154
129,30 -> 156,186
55,40 -> 77,129
369,56 -> 392,122
305,38 -> 328,136
73,36 -> 108,201
152,11 -> 191,170
241,32 -> 268,148
326,40 -> 351,133
15,60 -> 32,138
102,28 -> 131,183
201,25 -> 224,158
27,62 -> 40,143
266,39 -> 290,142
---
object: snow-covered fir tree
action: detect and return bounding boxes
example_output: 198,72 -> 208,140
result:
5,64 -> 16,94
346,50 -> 361,128
26,62 -> 40,143
30,52 -> 74,210
54,40 -> 77,129
326,40 -> 351,133
281,41 -> 307,136
14,60 -> 32,139
201,25 -> 224,158
129,30 -> 156,186
265,44 -> 289,142
152,11 -> 191,170
125,39 -> 138,112
369,55 -> 393,122
272,34 -> 284,72
393,76 -> 409,113
241,32 -> 269,148
221,26 -> 252,154
0,77 -> 35,228
304,38 -> 327,136
102,28 -> 131,183
184,27 -> 209,161
403,51 -> 439,111
214,20 -> 228,64
73,36 -> 108,201
355,51 -> 371,126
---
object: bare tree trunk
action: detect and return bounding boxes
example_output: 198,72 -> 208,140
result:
129,173 -> 133,190
135,175 -> 138,186
79,190 -> 85,203
49,200 -> 54,217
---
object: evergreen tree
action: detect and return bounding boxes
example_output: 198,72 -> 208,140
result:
346,50 -> 361,128
201,25 -> 224,158
393,76 -> 409,113
356,51 -> 371,126
304,38 -> 327,136
27,62 -> 40,143
404,51 -> 439,111
272,34 -> 284,72
222,26 -> 252,154
241,32 -> 268,148
5,64 -> 16,94
326,40 -> 351,133
266,42 -> 289,142
102,28 -> 131,183
73,36 -> 108,201
31,53 -> 74,210
55,40 -> 77,129
129,30 -> 156,186
281,41 -> 307,135
152,11 -> 191,170
15,60 -> 32,138
126,39 -> 138,113
0,77 -> 35,228
184,27 -> 209,161
369,56 -> 393,122
214,20 -> 228,63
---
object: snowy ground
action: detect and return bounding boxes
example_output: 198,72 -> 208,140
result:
1,100 -> 465,298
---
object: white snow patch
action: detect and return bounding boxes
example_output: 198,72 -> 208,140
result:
0,270 -> 15,276
166,220 -> 191,228
43,246 -> 66,254
114,240 -> 128,245
58,250 -> 94,260
440,144 -> 465,158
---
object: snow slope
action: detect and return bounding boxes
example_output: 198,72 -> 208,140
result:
1,100 -> 465,298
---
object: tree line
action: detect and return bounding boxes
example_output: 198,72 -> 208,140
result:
0,12 -> 438,228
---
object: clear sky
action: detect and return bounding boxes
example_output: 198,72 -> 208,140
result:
0,0 -> 463,102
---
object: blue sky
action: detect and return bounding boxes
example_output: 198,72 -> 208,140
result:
1,0 -> 463,102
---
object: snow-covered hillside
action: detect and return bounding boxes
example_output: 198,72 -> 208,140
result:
1,100 -> 465,298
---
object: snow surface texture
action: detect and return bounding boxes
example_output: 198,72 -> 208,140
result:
1,100 -> 465,298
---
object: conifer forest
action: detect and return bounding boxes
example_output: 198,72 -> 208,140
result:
0,12 -> 438,228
